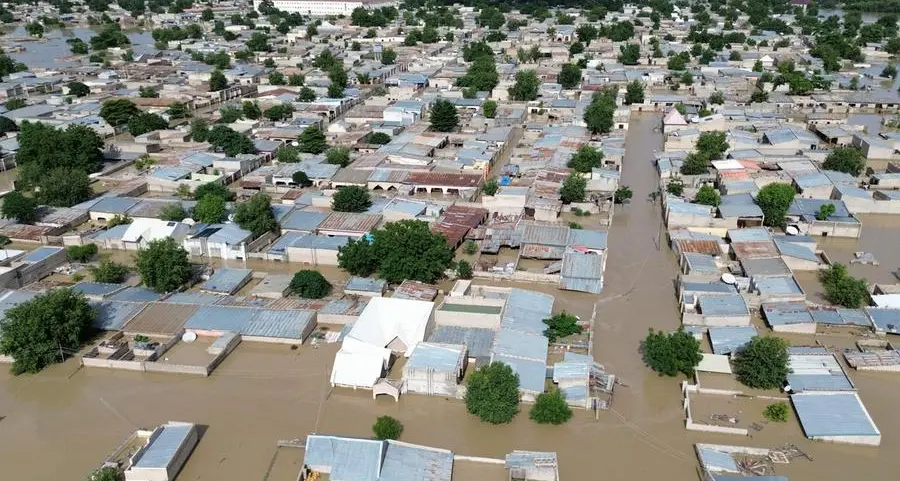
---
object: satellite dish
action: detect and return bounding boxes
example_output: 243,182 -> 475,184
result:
785,225 -> 800,236
182,332 -> 197,343
182,218 -> 196,226
721,273 -> 737,285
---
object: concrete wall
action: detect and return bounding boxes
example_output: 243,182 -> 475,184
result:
286,247 -> 340,265
126,423 -> 198,481
803,220 -> 862,238
813,434 -> 881,446
682,312 -> 751,327
770,323 -> 817,334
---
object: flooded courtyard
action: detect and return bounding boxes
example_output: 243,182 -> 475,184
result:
3,115 -> 900,481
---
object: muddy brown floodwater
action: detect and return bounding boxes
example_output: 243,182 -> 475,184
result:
3,115 -> 900,480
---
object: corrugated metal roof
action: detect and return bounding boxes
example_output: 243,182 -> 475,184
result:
92,301 -> 145,330
522,222 -> 569,246
809,307 -> 870,326
499,289 -> 554,336
318,212 -> 382,234
289,234 -> 351,250
492,329 -> 548,362
281,210 -> 329,232
319,297 -> 369,316
200,268 -> 253,294
774,237 -> 819,262
559,250 -> 604,294
683,253 -> 720,273
164,292 -> 226,305
697,446 -> 740,473
406,342 -> 465,372
552,360 -> 589,382
122,302 -> 197,335
304,435 -> 383,481
109,287 -> 164,302
427,326 -> 495,359
673,238 -> 721,255
21,246 -> 63,264
345,277 -> 386,293
728,227 -> 772,242
732,240 -> 780,259
763,302 -> 814,326
71,282 -> 127,298
718,202 -> 763,218
492,354 -> 546,393
741,257 -> 791,277
755,276 -> 803,295
792,392 -> 880,437
567,229 -> 608,250
864,308 -> 900,333
133,423 -> 195,469
243,309 -> 315,339
668,202 -> 713,216
697,293 -> 749,317
90,197 -> 140,214
505,451 -> 558,470
184,306 -> 256,332
380,439 -> 453,481
708,326 -> 757,355
788,352 -> 854,392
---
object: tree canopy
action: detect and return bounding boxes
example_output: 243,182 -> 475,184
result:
583,89 -> 616,135
567,146 -> 604,173
128,112 -> 168,136
0,289 -> 96,375
733,336 -> 790,390
298,126 -> 328,154
508,70 -> 540,101
560,174 -> 587,204
819,263 -> 869,308
529,388 -> 573,425
542,312 -> 582,342
429,99 -> 459,132
696,131 -> 729,160
326,147 -> 351,167
624,80 -> 644,105
482,100 -> 497,119
136,238 -> 192,293
642,328 -> 703,377
193,194 -> 228,224
332,186 -> 372,213
100,98 -> 140,127
158,203 -> 189,222
337,220 -> 453,284
90,261 -> 129,284
755,183 -> 796,228
233,192 -> 278,237
695,184 -> 721,207
208,125 -> 254,156
68,81 -> 91,97
372,415 -> 403,440
288,270 -> 332,298
16,122 -> 103,190
209,70 -> 228,92
465,362 -> 520,424
823,147 -> 866,177
1,191 -> 38,224
558,64 -> 582,89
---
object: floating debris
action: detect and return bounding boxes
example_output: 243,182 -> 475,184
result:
850,251 -> 879,266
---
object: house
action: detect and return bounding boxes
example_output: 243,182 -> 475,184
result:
344,277 -> 387,297
183,223 -> 254,260
200,268 -> 253,295
317,212 -> 382,238
852,133 -> 894,159
285,234 -> 350,265
402,342 -> 467,396
302,435 -> 453,481
786,198 -> 861,238
124,422 -> 199,481
331,297 -> 435,389
791,392 -> 881,446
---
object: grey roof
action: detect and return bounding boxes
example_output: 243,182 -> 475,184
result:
92,301 -> 146,330
109,287 -> 165,303
492,329 -> 548,362
809,307 -> 869,326
708,326 -> 757,355
320,298 -> 369,316
712,476 -> 787,481
21,246 -> 63,264
697,446 -> 739,472
774,237 -> 818,262
281,210 -> 329,232
788,352 -> 854,392
763,302 -> 814,326
755,276 -> 803,295
728,227 -> 771,242
427,326 -> 495,359
133,423 -> 195,469
492,354 -> 547,393
741,257 -> 791,277
290,234 -> 351,250
668,202 -> 713,216
304,435 -> 383,481
697,293 -> 749,317
379,439 -> 453,481
90,197 -> 141,214
683,253 -> 720,273
200,268 -> 253,294
522,223 -> 569,246
794,172 -> 833,189
71,282 -> 127,298
499,289 -> 554,336
345,277 -> 387,293
865,308 -> 900,333
267,231 -> 305,256
717,199 -> 763,218
792,392 -> 879,437
406,342 -> 465,372
552,360 -> 590,382
505,451 -> 558,471
788,198 -> 855,222
559,250 -> 604,294
185,305 -> 255,332
243,309 -> 316,339
164,292 -> 226,305
567,229 -> 608,250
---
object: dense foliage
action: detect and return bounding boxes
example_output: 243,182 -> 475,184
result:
695,184 -> 721,207
337,220 -> 453,284
429,99 -> 459,132
332,186 -> 372,213
465,362 -> 520,424
288,270 -> 332,299
234,192 -> 278,237
529,388 -> 572,425
136,238 -> 192,293
0,289 -> 96,375
567,146 -> 603,173
733,336 -> 790,390
372,415 -> 403,440
67,244 -> 98,263
823,147 -> 866,177
642,328 -> 703,377
583,89 -> 616,135
763,402 -> 790,423
820,263 -> 869,308
298,126 -> 328,154
90,261 -> 129,284
559,174 -> 586,204
755,183 -> 796,228
1,191 -> 38,224
542,312 -> 582,342
16,122 -> 103,200
508,70 -> 540,101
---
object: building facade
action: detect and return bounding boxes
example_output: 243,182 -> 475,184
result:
256,0 -> 398,16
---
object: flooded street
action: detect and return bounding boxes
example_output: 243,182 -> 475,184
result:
3,114 -> 900,480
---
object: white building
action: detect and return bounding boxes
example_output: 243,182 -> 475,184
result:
257,0 -> 398,17
124,422 -> 199,481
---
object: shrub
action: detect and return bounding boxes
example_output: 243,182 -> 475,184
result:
614,185 -> 632,204
482,177 -> 499,196
763,402 -> 790,423
542,312 -> 581,342
456,260 -> 473,279
372,415 -> 403,440
463,240 -> 478,255
288,270 -> 332,298
667,179 -> 684,196
695,184 -> 721,206
67,244 -> 98,263
529,388 -> 573,425
819,263 -> 869,308
90,261 -> 129,283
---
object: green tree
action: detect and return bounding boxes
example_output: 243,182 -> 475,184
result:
68,38 -> 89,55
158,203 -> 188,222
326,147 -> 351,167
381,47 -> 397,65
288,270 -> 332,298
823,147 -> 866,176
193,182 -> 233,201
457,55 -> 499,91
429,99 -> 459,132
816,203 -> 836,221
372,415 -> 403,440
297,86 -> 317,102
218,105 -> 243,123
569,41 -> 584,56
542,312 -> 581,342
729,50 -> 742,61
618,43 -> 640,65
559,174 -> 586,204
483,100 -> 497,119
641,328 -> 703,377
696,131 -> 729,160
482,177 -> 499,196
624,80 -> 644,105
333,186 -> 372,212
67,244 -> 98,263
456,259 -> 473,279
529,388 -> 572,425
615,185 -> 632,204
1,191 -> 38,224
190,118 -> 209,142
576,24 -> 598,45
558,63 -> 582,89
465,362 -> 520,424
293,171 -> 312,187
90,261 -> 129,283
100,98 -> 139,127
289,73 -> 304,86
67,81 -> 91,97
750,91 -> 768,103
567,146 -> 603,173
0,289 -> 96,374
298,126 -> 328,154
708,91 -> 725,105
0,116 -> 17,134
37,168 -> 92,207
667,54 -> 687,70
583,90 -> 616,135
680,152 -> 710,175
268,71 -> 286,85
166,102 -> 189,119
695,184 -> 721,206
208,125 -> 254,156
264,104 -> 295,121
237,101 -> 260,121
136,238 -> 192,293
667,179 -> 685,196
763,402 -> 790,423
756,183 -> 796,228
247,32 -> 271,52
337,220 -> 453,283
201,8 -> 214,21
128,112 -> 168,136
5,98 -> 25,111
88,466 -> 120,481
209,70 -> 228,91
820,263 -> 869,308
193,194 -> 228,223
234,192 -> 278,237
327,65 -> 348,98
732,336 -> 789,390
278,146 -> 300,163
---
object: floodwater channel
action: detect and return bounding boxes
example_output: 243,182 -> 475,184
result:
2,115 -> 900,480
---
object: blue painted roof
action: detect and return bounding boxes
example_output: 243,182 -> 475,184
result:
290,234 -> 351,250
866,308 -> 900,333
792,392 -> 879,437
133,423 -> 194,469
499,289 -> 554,336
492,354 -> 547,393
90,197 -> 140,214
763,302 -> 814,326
755,276 -> 803,295
492,329 -> 548,362
304,435 -> 383,481
774,237 -> 819,262
21,246 -> 63,264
